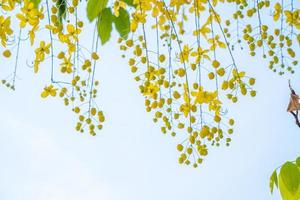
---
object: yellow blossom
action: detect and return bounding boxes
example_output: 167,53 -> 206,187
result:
41,85 -> 57,98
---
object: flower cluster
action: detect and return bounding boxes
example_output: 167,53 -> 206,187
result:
118,0 -> 299,167
0,0 -> 299,167
1,0 -> 104,136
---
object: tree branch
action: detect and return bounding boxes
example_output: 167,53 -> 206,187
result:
288,80 -> 300,128
290,111 -> 300,128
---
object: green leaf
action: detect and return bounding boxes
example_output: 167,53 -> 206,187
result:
122,0 -> 136,7
279,172 -> 300,200
270,170 -> 278,194
97,8 -> 113,45
113,8 -> 130,39
296,157 -> 300,167
57,0 -> 67,23
30,0 -> 41,7
280,162 -> 300,195
87,0 -> 109,22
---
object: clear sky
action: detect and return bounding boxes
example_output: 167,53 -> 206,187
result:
1,5 -> 300,200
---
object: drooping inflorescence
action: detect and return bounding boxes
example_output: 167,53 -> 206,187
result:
0,0 -> 299,167
1,0 -> 104,136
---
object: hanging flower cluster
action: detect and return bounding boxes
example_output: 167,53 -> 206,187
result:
1,0 -> 104,136
118,0 -> 299,167
0,0 -> 299,167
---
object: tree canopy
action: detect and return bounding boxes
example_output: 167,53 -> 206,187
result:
0,0 -> 299,199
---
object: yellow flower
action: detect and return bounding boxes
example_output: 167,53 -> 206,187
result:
58,33 -> 68,43
131,12 -> 146,32
35,41 -> 51,61
208,35 -> 226,50
273,3 -> 281,21
191,87 -> 218,105
232,69 -> 245,80
191,47 -> 210,64
193,24 -> 211,38
16,13 -> 29,28
67,42 -> 76,54
41,85 -> 57,98
66,24 -> 81,41
3,49 -> 11,58
284,10 -> 300,29
189,0 -> 205,14
29,25 -> 38,46
21,0 -> 35,14
36,7 -> 45,20
45,24 -> 62,34
34,60 -> 40,73
16,0 -> 42,28
1,0 -> 20,11
60,55 -> 73,73
179,44 -> 191,63
170,0 -> 191,12
143,83 -> 159,98
0,16 -> 13,47
92,52 -> 99,60
113,0 -> 127,17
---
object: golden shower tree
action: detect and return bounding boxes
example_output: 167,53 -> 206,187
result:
0,0 -> 299,198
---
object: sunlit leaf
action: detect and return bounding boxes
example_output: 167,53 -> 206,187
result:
113,8 -> 130,39
122,0 -> 136,7
97,8 -> 113,45
87,0 -> 109,21
296,157 -> 300,167
279,173 -> 300,200
30,0 -> 41,7
279,162 -> 300,199
270,170 -> 278,194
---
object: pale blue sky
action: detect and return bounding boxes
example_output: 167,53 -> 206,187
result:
1,3 -> 300,200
